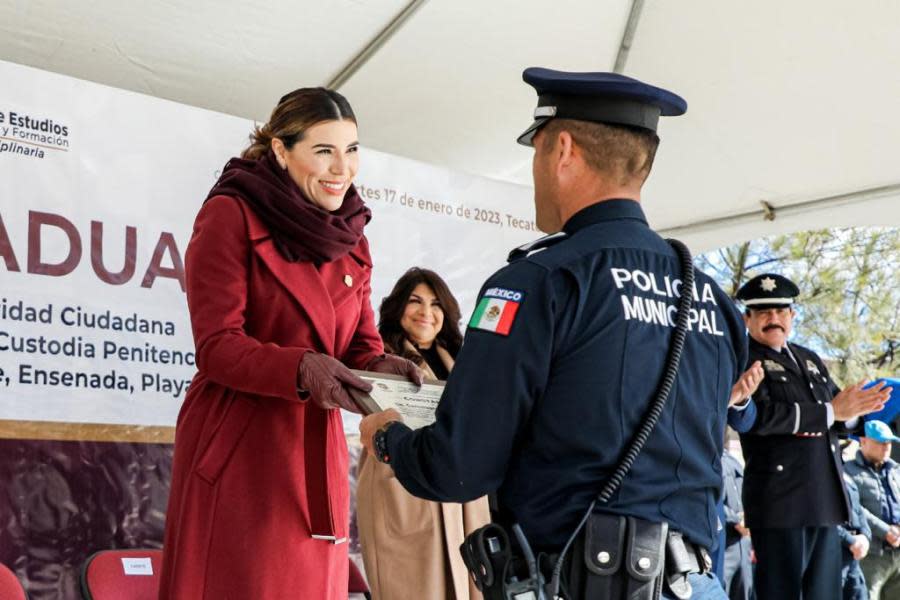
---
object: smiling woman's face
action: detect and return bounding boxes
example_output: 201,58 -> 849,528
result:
400,283 -> 444,349
744,306 -> 795,350
274,119 -> 359,212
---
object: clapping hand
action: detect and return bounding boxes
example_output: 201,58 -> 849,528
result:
832,380 -> 891,422
730,361 -> 764,407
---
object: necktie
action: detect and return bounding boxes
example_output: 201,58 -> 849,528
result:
780,346 -> 797,366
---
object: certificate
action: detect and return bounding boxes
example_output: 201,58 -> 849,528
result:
350,370 -> 445,430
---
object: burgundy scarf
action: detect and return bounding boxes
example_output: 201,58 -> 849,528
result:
206,151 -> 371,264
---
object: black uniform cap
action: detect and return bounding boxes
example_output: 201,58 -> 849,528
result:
517,67 -> 688,146
735,273 -> 800,309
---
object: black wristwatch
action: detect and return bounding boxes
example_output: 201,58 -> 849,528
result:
373,421 -> 398,464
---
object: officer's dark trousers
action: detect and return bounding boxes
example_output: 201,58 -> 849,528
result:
753,526 -> 841,600
841,554 -> 869,600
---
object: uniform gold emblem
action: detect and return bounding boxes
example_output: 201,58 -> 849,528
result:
763,359 -> 785,372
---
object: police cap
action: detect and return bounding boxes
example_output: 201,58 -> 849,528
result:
735,273 -> 800,310
517,67 -> 688,146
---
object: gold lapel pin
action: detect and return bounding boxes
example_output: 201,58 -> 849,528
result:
343,274 -> 353,287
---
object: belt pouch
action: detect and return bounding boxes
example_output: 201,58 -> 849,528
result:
460,524 -> 513,600
663,531 -> 696,600
566,513 -> 666,600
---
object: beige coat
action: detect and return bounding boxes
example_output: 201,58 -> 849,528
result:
357,341 -> 490,600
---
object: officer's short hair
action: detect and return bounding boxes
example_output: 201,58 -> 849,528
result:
538,119 -> 660,185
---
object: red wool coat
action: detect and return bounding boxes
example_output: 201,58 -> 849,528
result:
159,196 -> 383,600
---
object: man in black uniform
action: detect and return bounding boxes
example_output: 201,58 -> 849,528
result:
735,273 -> 890,600
360,68 -> 750,599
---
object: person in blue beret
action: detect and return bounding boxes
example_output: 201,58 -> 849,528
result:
361,67 -> 750,600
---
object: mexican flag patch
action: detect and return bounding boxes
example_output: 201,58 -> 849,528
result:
468,287 -> 524,336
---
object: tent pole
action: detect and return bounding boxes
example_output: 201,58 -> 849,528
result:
327,0 -> 429,90
614,0 -> 646,73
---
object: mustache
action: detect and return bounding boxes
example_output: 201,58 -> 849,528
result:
762,324 -> 785,332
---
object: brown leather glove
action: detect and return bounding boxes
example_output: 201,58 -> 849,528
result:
365,354 -> 424,386
296,352 -> 372,412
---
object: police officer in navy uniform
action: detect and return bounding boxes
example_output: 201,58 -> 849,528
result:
361,68 -> 751,599
735,273 -> 890,600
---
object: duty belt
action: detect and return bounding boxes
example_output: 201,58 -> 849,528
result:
561,514 -> 711,600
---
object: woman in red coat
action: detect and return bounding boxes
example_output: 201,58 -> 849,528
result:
159,88 -> 419,600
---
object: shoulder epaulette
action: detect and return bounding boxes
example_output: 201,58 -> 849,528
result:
507,232 -> 568,263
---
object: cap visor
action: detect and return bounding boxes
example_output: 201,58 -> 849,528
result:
516,118 -> 549,147
872,436 -> 900,443
744,302 -> 794,310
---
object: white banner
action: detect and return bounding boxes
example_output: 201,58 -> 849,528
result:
0,60 -> 536,427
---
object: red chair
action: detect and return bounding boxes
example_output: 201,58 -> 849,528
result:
0,562 -> 27,600
348,558 -> 372,600
80,549 -> 163,600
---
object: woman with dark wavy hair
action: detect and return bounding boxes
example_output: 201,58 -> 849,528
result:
377,267 -> 463,377
357,267 -> 490,599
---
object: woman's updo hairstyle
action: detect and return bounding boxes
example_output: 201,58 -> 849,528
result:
242,87 -> 356,160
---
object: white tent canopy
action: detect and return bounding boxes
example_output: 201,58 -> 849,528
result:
3,0 -> 899,251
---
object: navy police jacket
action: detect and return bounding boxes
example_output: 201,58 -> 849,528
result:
385,199 -> 748,551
